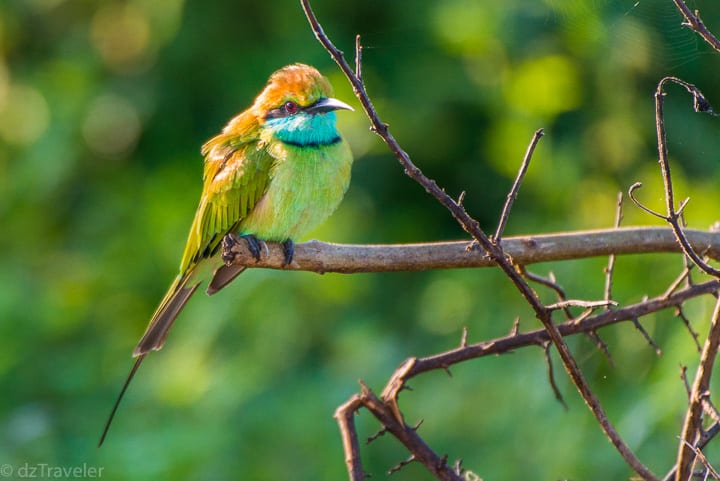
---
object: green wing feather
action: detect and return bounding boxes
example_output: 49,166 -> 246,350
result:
179,141 -> 273,276
135,128 -> 274,356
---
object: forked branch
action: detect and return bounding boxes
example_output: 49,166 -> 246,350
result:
300,0 -> 658,479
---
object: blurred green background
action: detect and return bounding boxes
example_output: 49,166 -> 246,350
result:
3,0 -> 720,479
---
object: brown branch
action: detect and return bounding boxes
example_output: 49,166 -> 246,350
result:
671,0 -> 720,52
679,440 -> 720,480
516,266 -> 573,320
360,383 -> 464,481
494,128 -> 544,242
675,305 -> 701,352
336,279 -> 719,481
546,299 -> 616,311
588,329 -> 615,368
663,262 -> 694,298
632,317 -> 662,356
335,380 -> 467,480
635,77 -> 720,280
604,192 -> 624,307
664,422 -> 720,481
298,2 -> 683,477
334,395 -> 367,481
372,281 -> 720,479
390,280 -> 719,380
373,280 -> 720,481
676,296 -> 720,480
543,341 -> 567,408
702,397 -> 720,426
222,226 -> 720,274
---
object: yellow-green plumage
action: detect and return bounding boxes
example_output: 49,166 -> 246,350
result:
99,64 -> 353,445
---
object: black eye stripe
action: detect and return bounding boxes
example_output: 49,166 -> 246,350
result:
265,101 -> 301,120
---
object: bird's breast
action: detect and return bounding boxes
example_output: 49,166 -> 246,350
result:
237,139 -> 353,241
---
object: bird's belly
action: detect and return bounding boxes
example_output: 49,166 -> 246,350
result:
237,141 -> 352,241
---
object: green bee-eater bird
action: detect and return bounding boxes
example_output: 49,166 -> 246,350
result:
99,64 -> 354,445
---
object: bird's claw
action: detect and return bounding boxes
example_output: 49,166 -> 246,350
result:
242,234 -> 265,262
222,233 -> 266,264
221,234 -> 240,264
223,234 -> 289,265
282,239 -> 294,267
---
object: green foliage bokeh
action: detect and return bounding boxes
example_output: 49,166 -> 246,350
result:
2,0 -> 720,479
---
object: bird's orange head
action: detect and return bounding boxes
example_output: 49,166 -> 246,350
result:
252,63 -> 353,147
207,64 -> 352,154
252,63 -> 334,116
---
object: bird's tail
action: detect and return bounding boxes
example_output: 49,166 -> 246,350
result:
98,354 -> 145,447
98,275 -> 199,446
133,275 -> 199,356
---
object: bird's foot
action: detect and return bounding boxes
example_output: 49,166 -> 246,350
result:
221,234 -> 240,264
242,234 -> 266,262
281,239 -> 295,267
221,233 -> 266,264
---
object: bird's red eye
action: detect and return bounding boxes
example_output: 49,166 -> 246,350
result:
284,101 -> 299,114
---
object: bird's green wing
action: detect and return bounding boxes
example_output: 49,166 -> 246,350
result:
178,138 -> 274,276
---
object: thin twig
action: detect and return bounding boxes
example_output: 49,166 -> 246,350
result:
494,128 -> 544,242
680,440 -> 720,480
676,297 -> 720,480
460,327 -> 468,348
643,77 -> 720,279
543,341 -> 567,408
517,266 -> 572,320
509,317 -> 520,336
671,0 -> 720,52
663,263 -> 694,299
392,280 -> 720,385
360,384 -> 465,481
388,455 -> 415,476
604,192 -> 624,308
632,318 -> 662,356
681,365 -> 692,400
355,34 -> 363,81
335,395 -> 368,481
664,422 -> 720,481
628,182 -> 666,219
546,299 -> 617,311
587,329 -> 615,368
702,396 -> 720,426
675,306 -> 701,352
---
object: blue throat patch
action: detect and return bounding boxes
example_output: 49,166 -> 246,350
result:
265,111 -> 340,148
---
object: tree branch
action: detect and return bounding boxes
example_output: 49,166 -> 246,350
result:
293,2 -> 720,479
671,0 -> 720,52
392,279 -> 720,379
223,226 -> 720,274
494,128 -> 544,242
675,296 -> 720,480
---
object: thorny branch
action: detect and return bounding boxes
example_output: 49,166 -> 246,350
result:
630,76 -> 719,284
671,0 -> 720,53
290,1 -> 720,480
332,279 -> 720,480
675,294 -> 720,480
299,1 -> 665,480
604,192 -> 624,307
634,13 -> 720,476
388,280 -> 719,379
494,128 -> 544,242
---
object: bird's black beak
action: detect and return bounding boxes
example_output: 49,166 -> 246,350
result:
304,97 -> 354,114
